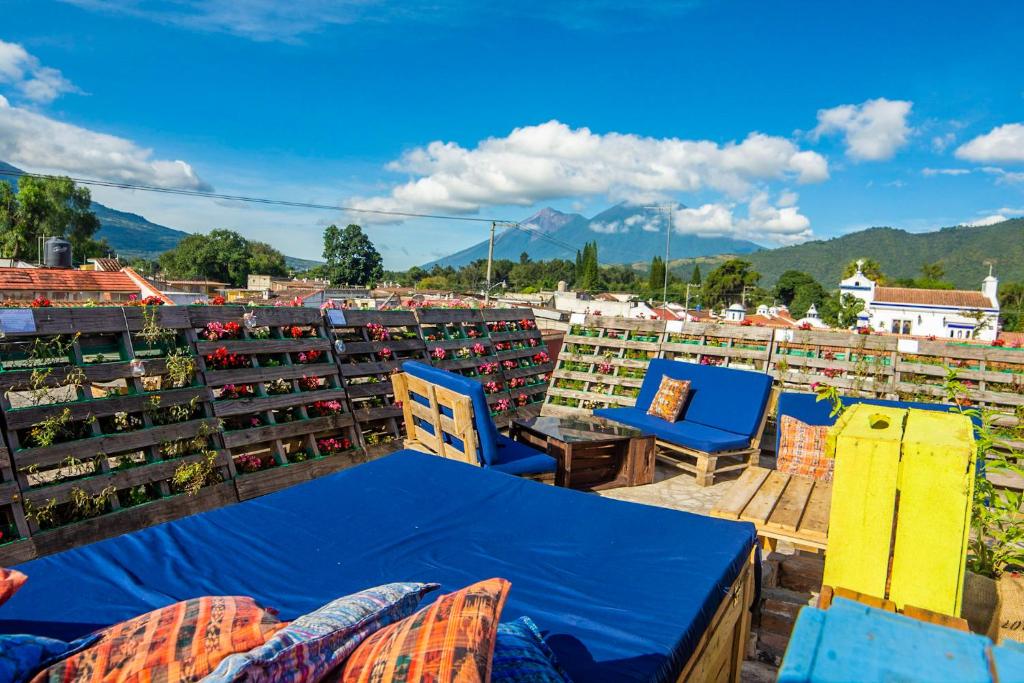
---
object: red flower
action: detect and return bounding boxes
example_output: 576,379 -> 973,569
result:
210,295 -> 226,305
30,295 -> 51,308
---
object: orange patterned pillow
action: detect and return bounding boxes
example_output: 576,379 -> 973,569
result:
0,568 -> 27,607
33,596 -> 285,683
646,376 -> 691,422
777,415 -> 833,481
340,578 -> 510,683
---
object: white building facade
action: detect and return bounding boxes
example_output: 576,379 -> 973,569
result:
839,261 -> 1000,341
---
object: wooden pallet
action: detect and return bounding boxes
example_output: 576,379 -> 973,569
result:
481,308 -> 552,422
710,466 -> 831,551
0,306 -> 227,546
191,306 -> 361,498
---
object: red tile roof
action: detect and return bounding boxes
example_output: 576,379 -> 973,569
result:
874,287 -> 994,308
651,307 -> 681,321
0,267 -> 139,292
736,314 -> 798,328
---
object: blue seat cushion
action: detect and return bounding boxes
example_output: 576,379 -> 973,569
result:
594,407 -> 751,453
491,435 -> 557,476
635,359 -> 772,439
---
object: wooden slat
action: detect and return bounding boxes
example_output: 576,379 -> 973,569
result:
765,474 -> 815,533
799,480 -> 832,543
710,466 -> 771,520
739,469 -> 790,524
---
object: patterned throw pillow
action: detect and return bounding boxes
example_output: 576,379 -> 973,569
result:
33,596 -> 285,683
777,415 -> 834,481
492,617 -> 572,683
0,568 -> 27,606
646,376 -> 691,422
204,582 -> 439,683
339,578 -> 511,683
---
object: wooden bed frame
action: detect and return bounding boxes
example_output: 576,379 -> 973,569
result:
678,548 -> 756,683
657,407 -> 770,487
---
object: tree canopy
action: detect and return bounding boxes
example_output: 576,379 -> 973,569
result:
0,175 -> 106,263
322,224 -> 384,286
702,259 -> 760,310
575,241 -> 602,291
842,258 -> 886,284
158,229 -> 287,286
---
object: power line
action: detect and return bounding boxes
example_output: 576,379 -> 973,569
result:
0,169 -> 513,224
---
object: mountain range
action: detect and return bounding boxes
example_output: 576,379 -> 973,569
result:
0,161 -> 320,271
667,219 -> 1024,289
423,203 -> 762,268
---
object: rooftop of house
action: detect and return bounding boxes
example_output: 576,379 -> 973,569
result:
873,286 -> 994,309
86,258 -> 123,272
162,279 -> 230,287
0,267 -> 141,292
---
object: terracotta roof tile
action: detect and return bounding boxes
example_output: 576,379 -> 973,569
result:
874,287 -> 994,309
0,267 -> 139,292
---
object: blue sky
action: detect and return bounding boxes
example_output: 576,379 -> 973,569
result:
1,0 -> 1023,268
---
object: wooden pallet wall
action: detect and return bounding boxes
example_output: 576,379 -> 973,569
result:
0,304 -> 553,563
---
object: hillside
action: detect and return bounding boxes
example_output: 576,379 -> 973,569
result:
0,160 -> 321,270
666,219 -> 1024,289
424,203 -> 762,268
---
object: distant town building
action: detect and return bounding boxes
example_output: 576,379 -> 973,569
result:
0,267 -> 169,304
839,260 -> 1000,341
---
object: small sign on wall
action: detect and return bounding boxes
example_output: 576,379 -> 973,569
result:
897,338 -> 919,353
0,309 -> 36,334
666,320 -> 684,333
569,313 -> 586,325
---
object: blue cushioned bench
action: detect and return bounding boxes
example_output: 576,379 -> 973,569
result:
393,360 -> 557,479
595,359 -> 773,486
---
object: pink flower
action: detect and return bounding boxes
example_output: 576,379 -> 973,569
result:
432,347 -> 447,360
471,342 -> 486,356
598,362 -> 613,374
484,381 -> 501,394
503,359 -> 517,370
532,351 -> 550,364
378,347 -> 394,360
495,398 -> 511,412
528,338 -> 539,347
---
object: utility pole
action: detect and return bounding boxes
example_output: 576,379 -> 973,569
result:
684,283 -> 694,316
484,221 -> 496,305
644,204 -> 673,307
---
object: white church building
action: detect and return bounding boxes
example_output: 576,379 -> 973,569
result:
839,261 -> 1000,342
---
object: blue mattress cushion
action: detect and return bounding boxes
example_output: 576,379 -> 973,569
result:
635,359 -> 772,438
0,633 -> 99,683
493,616 -> 573,683
402,361 -> 499,465
491,435 -> 557,476
593,407 -> 751,453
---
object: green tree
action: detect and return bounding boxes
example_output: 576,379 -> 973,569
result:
702,259 -> 760,310
690,264 -> 702,285
842,258 -> 886,284
775,270 -> 819,306
322,224 -> 384,286
648,256 -> 666,292
820,291 -> 865,328
0,175 -> 105,263
158,229 -> 287,286
575,241 -> 602,291
789,281 -> 827,318
519,251 -> 530,265
999,281 -> 1024,332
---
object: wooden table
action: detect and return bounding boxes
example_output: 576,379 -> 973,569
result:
710,466 -> 832,552
511,415 -> 655,491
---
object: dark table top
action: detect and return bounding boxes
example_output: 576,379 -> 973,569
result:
514,414 -> 647,443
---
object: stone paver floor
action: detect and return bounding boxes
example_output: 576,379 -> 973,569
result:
598,460 -> 755,516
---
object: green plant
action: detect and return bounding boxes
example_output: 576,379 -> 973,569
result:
30,407 -> 73,447
172,451 -> 222,496
69,485 -> 115,520
943,367 -> 1024,578
23,497 -> 58,528
164,348 -> 196,388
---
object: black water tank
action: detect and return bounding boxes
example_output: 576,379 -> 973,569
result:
43,237 -> 72,268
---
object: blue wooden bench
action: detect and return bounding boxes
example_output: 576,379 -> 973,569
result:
595,359 -> 773,486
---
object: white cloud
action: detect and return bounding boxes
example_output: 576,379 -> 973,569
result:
589,213 -> 658,235
960,214 -> 1009,227
956,123 -> 1024,163
348,120 -> 828,219
980,166 -> 1024,185
0,39 -> 79,104
922,167 -> 971,176
671,192 -> 812,245
812,98 -> 913,161
0,98 -> 210,190
931,132 -> 956,152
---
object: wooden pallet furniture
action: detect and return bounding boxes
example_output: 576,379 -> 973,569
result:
544,316 -> 665,415
189,306 -> 363,501
662,322 -> 774,372
510,414 -> 655,490
393,364 -> 556,481
326,308 -> 426,453
414,308 -> 518,427
481,308 -> 552,420
816,586 -> 970,632
0,306 -> 229,561
710,466 -> 831,552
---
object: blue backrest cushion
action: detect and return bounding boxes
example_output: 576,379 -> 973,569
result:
774,392 -> 962,455
402,361 -> 498,465
637,359 -> 772,438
